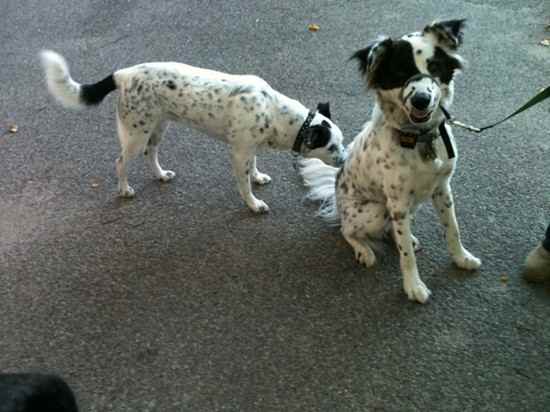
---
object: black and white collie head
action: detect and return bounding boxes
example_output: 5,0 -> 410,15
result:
352,19 -> 466,129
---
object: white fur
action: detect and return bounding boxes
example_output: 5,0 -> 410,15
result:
300,158 -> 339,223
40,50 -> 83,109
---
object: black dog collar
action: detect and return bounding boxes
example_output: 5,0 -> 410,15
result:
397,121 -> 455,159
292,110 -> 316,153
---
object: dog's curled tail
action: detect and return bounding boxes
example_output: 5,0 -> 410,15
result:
40,50 -> 117,109
299,158 -> 340,225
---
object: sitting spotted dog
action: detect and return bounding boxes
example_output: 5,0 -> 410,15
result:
301,19 -> 481,303
40,51 -> 346,213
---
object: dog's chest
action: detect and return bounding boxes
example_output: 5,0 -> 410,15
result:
397,143 -> 455,204
351,129 -> 455,203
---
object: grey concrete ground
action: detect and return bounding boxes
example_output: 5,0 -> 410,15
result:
1,1 -> 549,411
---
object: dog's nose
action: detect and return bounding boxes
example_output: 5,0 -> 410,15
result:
334,151 -> 347,167
411,93 -> 431,110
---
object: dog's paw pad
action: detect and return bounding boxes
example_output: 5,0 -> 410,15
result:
453,250 -> 481,270
250,200 -> 270,214
119,186 -> 136,198
159,170 -> 176,182
354,249 -> 376,268
404,279 -> 431,304
253,172 -> 272,185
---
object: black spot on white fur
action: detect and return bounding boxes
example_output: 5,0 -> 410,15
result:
165,80 -> 176,90
229,85 -> 254,97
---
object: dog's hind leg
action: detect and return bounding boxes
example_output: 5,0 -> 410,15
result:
115,111 -> 153,198
230,146 -> 269,213
340,198 -> 386,267
432,183 -> 481,270
251,156 -> 271,185
144,121 -> 175,182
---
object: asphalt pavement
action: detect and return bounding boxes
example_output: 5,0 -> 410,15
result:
1,1 -> 549,411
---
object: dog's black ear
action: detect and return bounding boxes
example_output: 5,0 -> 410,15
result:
316,102 -> 331,119
303,125 -> 331,150
350,37 -> 393,88
423,19 -> 466,50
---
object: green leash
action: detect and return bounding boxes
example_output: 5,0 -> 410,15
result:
442,85 -> 550,133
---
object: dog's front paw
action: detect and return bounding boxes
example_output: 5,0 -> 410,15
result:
452,249 -> 481,270
403,278 -> 431,304
249,199 -> 270,214
354,248 -> 376,268
119,186 -> 135,198
253,172 -> 272,185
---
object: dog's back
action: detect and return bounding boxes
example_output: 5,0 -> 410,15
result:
113,62 -> 274,138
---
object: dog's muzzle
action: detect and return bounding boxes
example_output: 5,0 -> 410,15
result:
403,74 -> 439,124
333,153 -> 346,168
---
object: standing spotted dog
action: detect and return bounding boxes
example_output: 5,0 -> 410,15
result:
300,19 -> 481,303
40,51 -> 346,213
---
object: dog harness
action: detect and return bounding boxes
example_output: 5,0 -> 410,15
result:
292,110 -> 316,153
397,121 -> 455,159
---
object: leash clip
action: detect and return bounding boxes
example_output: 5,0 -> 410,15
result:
449,119 -> 482,133
440,104 -> 482,134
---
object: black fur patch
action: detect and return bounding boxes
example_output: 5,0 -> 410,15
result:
427,47 -> 462,84
303,125 -> 331,149
352,39 -> 420,89
80,74 -> 116,105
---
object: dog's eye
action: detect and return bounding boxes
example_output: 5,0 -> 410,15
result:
321,120 -> 332,128
328,144 -> 337,152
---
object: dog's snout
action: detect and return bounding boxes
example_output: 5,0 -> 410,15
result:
411,93 -> 431,110
334,148 -> 347,167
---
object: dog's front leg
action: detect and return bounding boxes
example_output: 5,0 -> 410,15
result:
432,183 -> 481,270
231,147 -> 269,213
389,205 -> 431,303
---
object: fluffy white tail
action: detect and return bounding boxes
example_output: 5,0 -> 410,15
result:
40,50 -> 116,109
40,50 -> 84,109
299,158 -> 340,224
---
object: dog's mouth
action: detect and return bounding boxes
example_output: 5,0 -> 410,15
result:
409,107 -> 433,124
